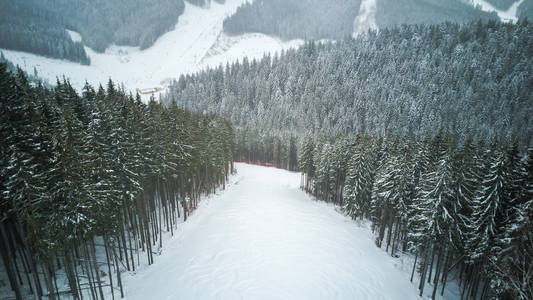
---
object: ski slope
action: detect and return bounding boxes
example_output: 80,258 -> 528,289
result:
112,163 -> 424,300
353,0 -> 378,37
468,0 -> 525,22
0,0 -> 302,99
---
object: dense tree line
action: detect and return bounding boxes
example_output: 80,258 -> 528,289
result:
223,0 -> 363,40
518,0 -> 533,20
376,0 -> 497,29
235,128 -> 298,171
0,63 -> 235,299
298,133 -> 532,299
223,0 -> 496,40
167,20 -> 533,166
69,0 -> 186,52
0,1 -> 90,65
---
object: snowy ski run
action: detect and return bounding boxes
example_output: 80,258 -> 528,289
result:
116,163 -> 421,300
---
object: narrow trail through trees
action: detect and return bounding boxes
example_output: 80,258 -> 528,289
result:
118,163 -> 420,300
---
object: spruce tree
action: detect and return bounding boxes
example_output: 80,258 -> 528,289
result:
343,138 -> 376,219
465,142 -> 508,267
299,136 -> 315,192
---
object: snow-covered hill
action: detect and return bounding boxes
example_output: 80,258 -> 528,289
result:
353,0 -> 378,36
112,163 -> 446,299
2,0 -> 521,101
468,0 -> 525,22
1,0 -> 302,100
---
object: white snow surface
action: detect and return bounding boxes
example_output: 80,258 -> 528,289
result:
468,0 -> 525,22
353,0 -> 378,37
1,0 -> 302,100
66,30 -> 82,43
115,163 -> 422,300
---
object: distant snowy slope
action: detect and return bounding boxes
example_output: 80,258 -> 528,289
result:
66,30 -> 83,43
353,0 -> 378,36
468,0 -> 524,22
1,0 -> 302,99
202,33 -> 302,67
518,0 -> 533,19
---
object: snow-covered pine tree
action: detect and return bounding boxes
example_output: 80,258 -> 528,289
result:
502,147 -> 533,300
372,138 -> 413,251
453,136 -> 481,252
43,108 -> 96,243
407,135 -> 444,297
464,141 -> 515,296
313,140 -> 333,201
343,137 -> 375,219
2,69 -> 47,226
412,134 -> 457,297
465,142 -> 502,261
299,136 -> 315,192
0,65 -> 47,299
87,84 -> 122,235
487,143 -> 529,298
326,137 -> 348,205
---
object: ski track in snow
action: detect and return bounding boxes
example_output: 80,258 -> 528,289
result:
353,0 -> 378,37
0,0 -> 302,100
468,0 -> 525,22
113,163 -> 423,300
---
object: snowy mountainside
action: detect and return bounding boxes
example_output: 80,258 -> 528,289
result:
224,0 -> 498,41
67,30 -> 83,43
0,0 -> 522,101
1,0 -> 302,100
353,0 -> 378,37
468,0 -> 525,22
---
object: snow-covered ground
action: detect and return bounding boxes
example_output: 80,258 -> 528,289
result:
468,0 -> 525,22
1,0 -> 302,100
66,30 -> 82,43
353,0 -> 378,37
111,163 -> 425,300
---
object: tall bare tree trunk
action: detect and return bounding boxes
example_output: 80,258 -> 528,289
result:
0,221 -> 22,300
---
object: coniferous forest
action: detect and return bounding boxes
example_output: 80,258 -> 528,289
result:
167,20 -> 533,166
375,0 -> 497,28
0,64 -> 235,299
223,0 -> 497,41
223,0 -> 364,41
